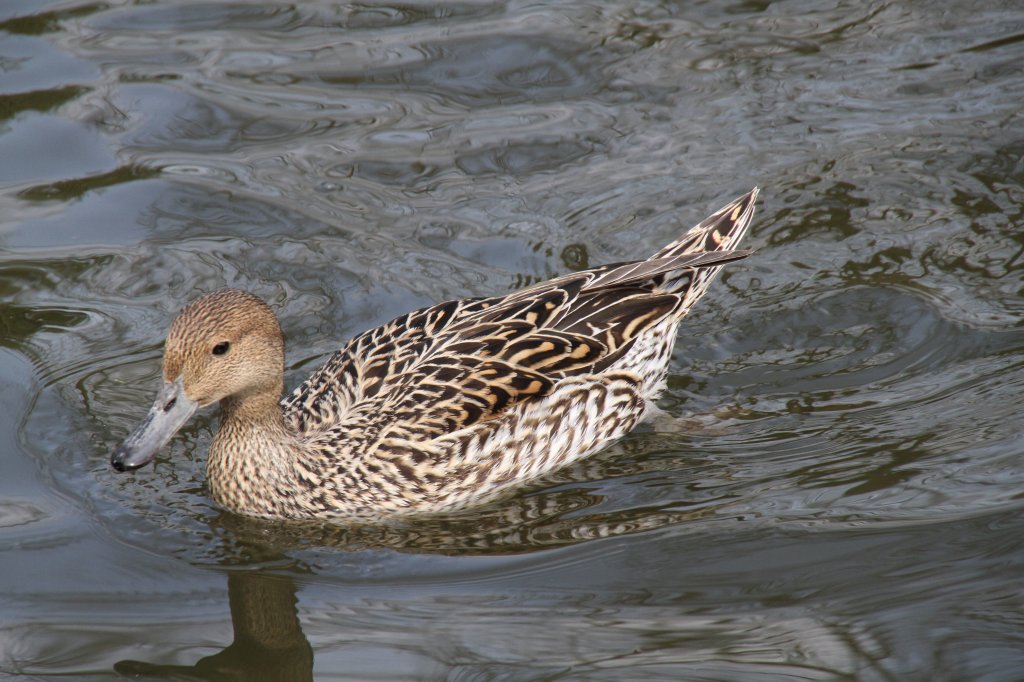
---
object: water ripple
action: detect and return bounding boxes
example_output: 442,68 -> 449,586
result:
3,0 -> 1024,678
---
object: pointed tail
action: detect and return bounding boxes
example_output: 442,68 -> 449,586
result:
654,188 -> 758,313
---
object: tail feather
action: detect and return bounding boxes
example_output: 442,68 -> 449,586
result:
654,187 -> 759,261
654,188 -> 758,314
586,249 -> 752,291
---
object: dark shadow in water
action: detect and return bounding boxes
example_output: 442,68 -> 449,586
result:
114,571 -> 313,681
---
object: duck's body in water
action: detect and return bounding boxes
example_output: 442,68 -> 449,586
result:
111,189 -> 758,520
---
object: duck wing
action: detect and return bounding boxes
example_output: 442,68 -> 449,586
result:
285,189 -> 758,441
281,296 -> 488,433
294,248 -> 746,448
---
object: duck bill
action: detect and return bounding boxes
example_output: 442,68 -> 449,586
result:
110,377 -> 198,472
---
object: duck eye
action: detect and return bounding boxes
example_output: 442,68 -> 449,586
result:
211,341 -> 231,356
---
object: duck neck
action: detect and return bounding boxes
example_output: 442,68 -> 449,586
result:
220,387 -> 287,430
207,387 -> 301,517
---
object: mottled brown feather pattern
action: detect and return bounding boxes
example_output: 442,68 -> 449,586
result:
123,189 -> 758,520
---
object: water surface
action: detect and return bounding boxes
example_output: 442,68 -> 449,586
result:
2,0 -> 1024,679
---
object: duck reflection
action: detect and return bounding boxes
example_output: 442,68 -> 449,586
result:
114,571 -> 312,681
113,445 -> 719,679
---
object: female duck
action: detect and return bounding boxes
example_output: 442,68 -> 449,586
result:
111,189 -> 758,520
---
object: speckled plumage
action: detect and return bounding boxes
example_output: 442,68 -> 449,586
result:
112,189 -> 758,520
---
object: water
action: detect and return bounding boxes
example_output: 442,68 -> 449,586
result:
2,0 -> 1023,679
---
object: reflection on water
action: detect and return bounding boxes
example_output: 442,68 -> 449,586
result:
2,0 -> 1024,679
116,572 -> 313,682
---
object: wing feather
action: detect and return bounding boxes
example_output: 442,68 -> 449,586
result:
287,189 -> 758,448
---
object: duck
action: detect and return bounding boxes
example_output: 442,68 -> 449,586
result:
111,189 -> 758,520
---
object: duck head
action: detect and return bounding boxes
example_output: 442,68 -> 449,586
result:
111,288 -> 284,472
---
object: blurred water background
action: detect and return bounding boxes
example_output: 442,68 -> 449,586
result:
2,0 -> 1023,679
